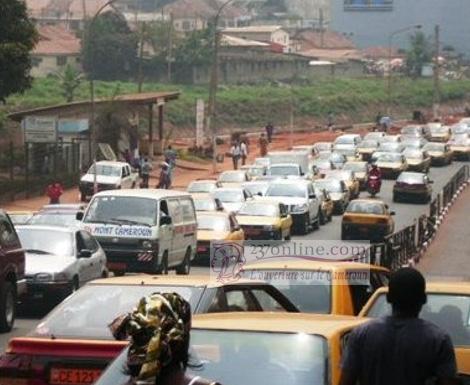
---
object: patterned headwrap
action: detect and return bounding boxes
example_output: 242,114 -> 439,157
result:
109,292 -> 191,381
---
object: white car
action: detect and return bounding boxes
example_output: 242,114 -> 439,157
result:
265,179 -> 321,234
333,134 -> 362,151
212,187 -> 253,213
79,161 -> 138,202
16,226 -> 107,302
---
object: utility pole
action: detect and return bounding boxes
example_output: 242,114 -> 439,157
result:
319,8 -> 324,48
433,24 -> 441,119
137,22 -> 146,93
167,13 -> 174,83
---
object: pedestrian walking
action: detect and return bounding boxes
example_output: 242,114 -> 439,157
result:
340,267 -> 458,385
259,133 -> 268,157
46,182 -> 64,204
123,149 -> 131,164
265,123 -> 274,143
157,162 -> 171,189
240,140 -> 248,166
164,145 -> 177,177
109,292 -> 221,385
327,111 -> 334,132
140,157 -> 152,188
230,142 -> 241,170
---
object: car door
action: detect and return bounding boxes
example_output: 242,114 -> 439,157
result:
80,230 -> 105,280
163,199 -> 181,265
306,183 -> 318,219
121,166 -> 131,188
0,214 -> 25,283
75,231 -> 94,284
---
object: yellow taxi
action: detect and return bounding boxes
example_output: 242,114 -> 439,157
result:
429,124 -> 451,142
235,198 -> 293,240
359,282 -> 470,378
94,312 -> 368,385
241,260 -> 389,315
325,170 -> 360,199
314,186 -> 334,224
196,211 -> 244,261
375,152 -> 408,179
343,161 -> 369,190
356,139 -> 379,161
448,135 -> 470,161
7,211 -> 35,225
402,148 -> 431,173
341,199 -> 395,242
423,142 -> 453,166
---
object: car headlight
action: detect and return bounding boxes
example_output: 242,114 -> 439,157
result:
291,204 -> 308,213
35,273 -> 53,282
142,240 -> 153,249
53,272 -> 69,282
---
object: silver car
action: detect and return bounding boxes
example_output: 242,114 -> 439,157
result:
16,226 -> 108,302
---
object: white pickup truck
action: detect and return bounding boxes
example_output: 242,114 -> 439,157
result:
79,161 -> 139,202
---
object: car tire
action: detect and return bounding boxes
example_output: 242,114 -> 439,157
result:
0,281 -> 16,333
341,230 -> 348,241
71,276 -> 79,293
176,249 -> 191,275
285,232 -> 291,241
301,214 -> 310,235
393,193 -> 399,203
312,210 -> 320,230
319,210 -> 326,225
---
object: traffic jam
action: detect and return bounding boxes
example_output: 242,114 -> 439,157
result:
1,117 -> 470,385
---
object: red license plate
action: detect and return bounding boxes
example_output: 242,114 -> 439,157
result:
50,368 -> 102,385
107,262 -> 127,270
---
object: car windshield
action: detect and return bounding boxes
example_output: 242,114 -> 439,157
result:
402,139 -> 422,148
238,202 -> 279,217
451,125 -> 468,134
314,180 -> 343,193
358,140 -> 377,148
242,183 -> 269,196
379,143 -> 400,152
346,201 -> 385,215
213,190 -> 244,203
188,182 -> 217,193
365,293 -> 470,347
96,330 -> 328,385
219,172 -> 245,182
343,163 -> 366,172
314,143 -> 331,151
335,148 -> 356,156
450,135 -> 469,144
83,196 -> 157,226
16,228 -> 73,256
401,126 -> 421,135
377,153 -> 402,162
88,164 -> 121,177
269,166 -> 300,176
193,198 -> 216,212
197,215 -> 230,231
30,284 -> 203,339
8,214 -> 33,225
28,212 -> 79,227
329,153 -> 345,163
266,184 -> 306,198
431,126 -> 448,134
335,136 -> 355,145
246,167 -> 264,176
424,143 -> 445,152
403,149 -> 423,159
397,173 -> 425,184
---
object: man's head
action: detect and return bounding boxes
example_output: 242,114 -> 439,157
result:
372,164 -> 378,169
387,268 -> 426,317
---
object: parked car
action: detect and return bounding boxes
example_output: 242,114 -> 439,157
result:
378,142 -> 405,153
334,134 -> 362,150
423,143 -> 453,166
341,199 -> 395,242
195,211 -> 244,261
28,204 -> 86,227
451,123 -> 470,136
187,179 -> 221,193
401,137 -> 428,149
96,312 -> 368,385
0,276 -> 298,385
236,198 -> 292,240
402,148 -> 431,173
381,135 -> 402,143
15,226 -> 107,303
400,125 -> 425,138
79,161 -> 138,202
0,211 -> 26,332
393,172 -> 433,203
265,180 -> 321,234
364,132 -> 385,142
313,141 -> 333,153
267,163 -> 305,178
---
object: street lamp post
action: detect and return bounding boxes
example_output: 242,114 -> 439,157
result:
207,0 -> 234,174
87,0 -> 119,193
387,24 -> 422,115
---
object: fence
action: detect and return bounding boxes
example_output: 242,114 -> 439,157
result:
355,165 -> 470,271
0,141 -> 81,202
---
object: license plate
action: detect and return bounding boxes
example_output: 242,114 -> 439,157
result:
50,368 -> 102,385
107,262 -> 127,270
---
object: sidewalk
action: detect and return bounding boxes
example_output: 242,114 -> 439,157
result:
418,187 -> 470,280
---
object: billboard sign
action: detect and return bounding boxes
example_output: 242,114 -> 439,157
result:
23,116 -> 58,143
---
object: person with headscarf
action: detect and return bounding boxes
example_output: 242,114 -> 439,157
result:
109,292 -> 221,385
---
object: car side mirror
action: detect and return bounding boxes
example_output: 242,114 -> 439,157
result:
390,211 -> 396,216
160,216 -> 172,226
309,194 -> 316,199
233,225 -> 241,232
79,249 -> 92,259
257,192 -> 263,196
76,212 -> 84,221
429,180 -> 434,184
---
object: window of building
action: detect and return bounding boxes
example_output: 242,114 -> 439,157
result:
182,21 -> 191,31
32,57 -> 43,67
56,56 -> 67,66
344,0 -> 393,11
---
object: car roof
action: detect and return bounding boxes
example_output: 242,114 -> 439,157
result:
241,197 -> 280,205
268,179 -> 310,186
348,198 -> 386,206
399,171 -> 425,177
197,211 -> 230,218
191,193 -> 214,199
336,134 -> 360,139
244,260 -> 388,273
93,189 -> 191,199
16,225 -> 76,233
372,282 -> 470,295
94,161 -> 129,167
192,312 -> 367,337
89,274 -> 270,289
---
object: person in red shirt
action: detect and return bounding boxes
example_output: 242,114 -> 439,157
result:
46,182 -> 64,204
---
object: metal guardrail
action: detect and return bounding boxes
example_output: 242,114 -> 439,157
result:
355,165 -> 469,271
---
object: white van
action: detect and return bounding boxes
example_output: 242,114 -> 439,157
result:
79,189 -> 197,276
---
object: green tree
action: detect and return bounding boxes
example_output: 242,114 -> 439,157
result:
82,11 -> 138,81
406,31 -> 433,78
56,65 -> 83,102
0,0 -> 38,103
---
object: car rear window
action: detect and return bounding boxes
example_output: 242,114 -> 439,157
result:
397,173 -> 424,184
346,201 -> 385,215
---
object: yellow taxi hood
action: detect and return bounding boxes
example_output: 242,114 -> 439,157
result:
197,230 -> 231,241
236,216 -> 279,226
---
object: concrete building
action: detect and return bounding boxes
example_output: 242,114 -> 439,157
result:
331,0 -> 470,55
31,25 -> 81,78
223,26 -> 290,49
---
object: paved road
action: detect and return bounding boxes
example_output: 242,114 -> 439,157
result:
1,162 -> 465,352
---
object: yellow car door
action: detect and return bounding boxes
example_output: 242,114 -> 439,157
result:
228,213 -> 245,240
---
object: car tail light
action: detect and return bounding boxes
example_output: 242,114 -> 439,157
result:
0,352 -> 42,385
342,215 -> 353,223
